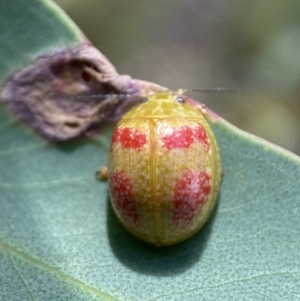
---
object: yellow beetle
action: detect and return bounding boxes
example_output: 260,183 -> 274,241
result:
108,92 -> 222,246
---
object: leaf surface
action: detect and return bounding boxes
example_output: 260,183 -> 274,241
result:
0,1 -> 300,300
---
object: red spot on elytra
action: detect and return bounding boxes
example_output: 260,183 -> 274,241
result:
161,125 -> 210,151
109,171 -> 138,223
112,127 -> 147,150
194,124 -> 210,151
173,170 -> 211,225
162,126 -> 194,149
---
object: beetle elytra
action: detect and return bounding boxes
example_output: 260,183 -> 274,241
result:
108,91 -> 222,246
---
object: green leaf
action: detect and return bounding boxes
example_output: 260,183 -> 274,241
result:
1,1 -> 300,300
0,0 -> 82,84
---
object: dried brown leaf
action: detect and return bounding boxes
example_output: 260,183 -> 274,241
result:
1,44 -> 167,141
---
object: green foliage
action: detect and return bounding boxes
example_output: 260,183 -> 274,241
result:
1,1 -> 300,300
0,0 -> 82,83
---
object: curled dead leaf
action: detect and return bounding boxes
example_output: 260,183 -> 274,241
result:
0,44 -> 167,142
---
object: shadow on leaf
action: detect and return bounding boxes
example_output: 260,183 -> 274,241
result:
107,196 -> 219,276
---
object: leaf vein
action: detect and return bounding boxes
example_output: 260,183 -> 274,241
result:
7,253 -> 35,301
148,270 -> 300,300
0,240 -> 119,301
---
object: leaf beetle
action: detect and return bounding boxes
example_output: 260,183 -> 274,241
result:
108,91 -> 222,246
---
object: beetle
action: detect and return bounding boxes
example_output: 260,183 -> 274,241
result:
108,91 -> 222,246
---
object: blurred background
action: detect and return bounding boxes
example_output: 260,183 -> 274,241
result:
54,0 -> 300,155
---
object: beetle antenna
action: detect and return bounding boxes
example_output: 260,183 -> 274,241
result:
76,93 -> 133,100
189,88 -> 240,93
